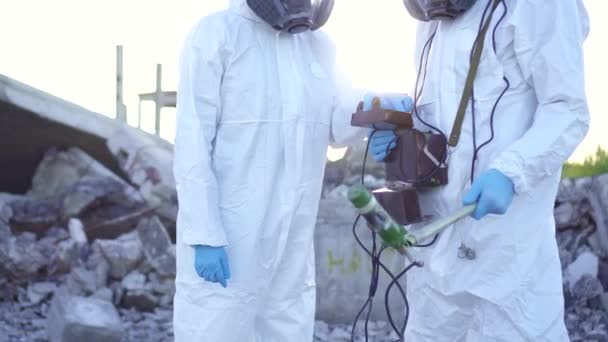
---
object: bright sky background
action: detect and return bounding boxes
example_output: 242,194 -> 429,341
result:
0,0 -> 605,162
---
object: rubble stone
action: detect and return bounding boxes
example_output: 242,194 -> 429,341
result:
136,217 -> 176,277
60,177 -> 125,218
91,287 -> 114,303
68,218 -> 87,245
0,231 -> 47,280
27,282 -> 57,305
28,147 -> 125,199
51,239 -> 80,275
8,197 -> 60,236
96,231 -> 143,279
572,275 -> 604,301
46,290 -> 123,342
106,128 -> 177,226
122,290 -> 159,312
566,251 -> 600,290
66,267 -> 99,296
121,271 -> 146,291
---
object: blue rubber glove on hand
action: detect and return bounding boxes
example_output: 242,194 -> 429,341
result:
194,245 -> 230,288
363,93 -> 414,162
463,169 -> 515,220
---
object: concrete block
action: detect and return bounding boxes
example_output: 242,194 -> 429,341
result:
96,231 -> 143,279
566,251 -> 599,290
46,291 -> 123,342
314,197 -> 407,323
136,217 -> 175,277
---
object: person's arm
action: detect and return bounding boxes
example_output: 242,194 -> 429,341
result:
174,16 -> 228,247
328,66 -> 367,147
314,33 -> 367,147
488,0 -> 590,194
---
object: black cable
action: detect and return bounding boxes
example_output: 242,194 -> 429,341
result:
385,262 -> 420,337
470,0 -> 510,182
351,137 -> 411,341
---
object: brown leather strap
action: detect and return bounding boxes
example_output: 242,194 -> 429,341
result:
448,0 -> 502,147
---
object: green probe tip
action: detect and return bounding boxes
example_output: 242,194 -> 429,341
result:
347,184 -> 371,209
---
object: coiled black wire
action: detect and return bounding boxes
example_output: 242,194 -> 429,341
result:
351,132 -> 414,341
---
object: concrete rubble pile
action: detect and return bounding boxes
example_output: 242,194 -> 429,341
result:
0,137 -> 177,341
0,128 -> 606,341
557,174 -> 608,342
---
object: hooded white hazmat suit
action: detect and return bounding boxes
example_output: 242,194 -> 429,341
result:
172,0 -> 364,341
404,0 -> 590,340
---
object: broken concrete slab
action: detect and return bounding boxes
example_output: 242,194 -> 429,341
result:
46,290 -> 123,342
81,205 -> 155,241
106,127 -> 177,225
28,147 -> 124,199
96,231 -> 143,279
60,177 -> 126,219
136,217 -> 176,277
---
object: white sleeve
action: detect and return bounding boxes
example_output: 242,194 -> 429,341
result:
173,16 -> 228,247
489,0 -> 590,194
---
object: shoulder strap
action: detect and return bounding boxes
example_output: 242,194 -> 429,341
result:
448,0 -> 502,147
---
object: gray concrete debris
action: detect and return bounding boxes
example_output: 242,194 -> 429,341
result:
122,290 -> 159,312
66,267 -> 99,296
136,217 -> 176,277
572,275 -> 604,302
60,177 -> 126,219
96,231 -> 143,279
91,287 -> 114,303
8,197 -> 60,236
28,147 -> 126,199
68,218 -> 87,245
121,271 -> 146,292
566,251 -> 600,290
51,238 -> 80,275
106,128 -> 177,225
27,282 -> 57,305
46,290 -> 124,342
0,230 -> 47,281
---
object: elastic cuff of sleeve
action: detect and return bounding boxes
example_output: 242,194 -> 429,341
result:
182,228 -> 227,247
489,154 -> 529,195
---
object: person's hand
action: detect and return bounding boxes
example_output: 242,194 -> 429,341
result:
194,245 -> 230,288
368,130 -> 397,161
363,93 -> 414,162
463,169 -> 515,220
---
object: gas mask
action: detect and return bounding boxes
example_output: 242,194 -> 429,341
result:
402,0 -> 477,21
247,0 -> 335,34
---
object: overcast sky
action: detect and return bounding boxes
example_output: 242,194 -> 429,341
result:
0,0 -> 605,162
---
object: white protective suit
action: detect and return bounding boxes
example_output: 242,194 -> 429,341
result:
172,1 -> 363,341
405,0 -> 590,341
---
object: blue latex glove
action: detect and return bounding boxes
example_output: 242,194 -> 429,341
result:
463,169 -> 515,220
363,93 -> 414,161
194,245 -> 230,288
